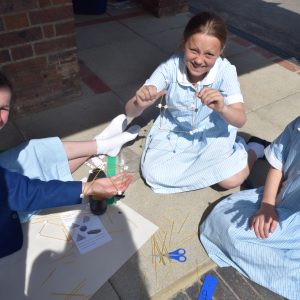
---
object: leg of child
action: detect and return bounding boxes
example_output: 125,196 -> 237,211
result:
218,137 -> 270,189
62,114 -> 127,172
63,125 -> 140,173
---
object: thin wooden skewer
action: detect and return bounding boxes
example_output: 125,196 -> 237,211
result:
40,268 -> 56,288
177,213 -> 189,234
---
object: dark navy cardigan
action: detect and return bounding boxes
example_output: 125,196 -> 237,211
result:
0,166 -> 82,258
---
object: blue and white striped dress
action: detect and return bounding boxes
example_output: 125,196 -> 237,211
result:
141,54 -> 247,193
200,117 -> 300,300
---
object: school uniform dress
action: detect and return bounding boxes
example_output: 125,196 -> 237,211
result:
0,166 -> 82,259
0,137 -> 74,222
141,54 -> 247,193
200,117 -> 300,300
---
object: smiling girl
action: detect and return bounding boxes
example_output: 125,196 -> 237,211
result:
126,12 -> 266,193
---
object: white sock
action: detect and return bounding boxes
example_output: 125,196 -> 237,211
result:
94,114 -> 127,140
96,125 -> 141,156
248,142 -> 265,159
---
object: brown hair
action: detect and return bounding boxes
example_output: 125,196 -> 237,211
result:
183,12 -> 227,50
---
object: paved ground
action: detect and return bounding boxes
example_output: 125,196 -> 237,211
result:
2,1 -> 300,299
172,267 -> 286,300
189,0 -> 300,61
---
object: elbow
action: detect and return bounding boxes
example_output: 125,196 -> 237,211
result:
236,112 -> 247,128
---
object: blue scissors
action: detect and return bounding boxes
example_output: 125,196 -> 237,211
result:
166,248 -> 187,263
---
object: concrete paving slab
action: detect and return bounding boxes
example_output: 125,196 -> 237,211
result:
14,91 -> 124,140
230,48 -> 274,77
108,173 -> 222,299
224,38 -> 253,59
89,281 -> 120,300
243,92 -> 300,142
122,13 -> 191,36
144,27 -> 184,55
238,58 -> 300,112
255,92 -> 300,131
189,0 -> 300,60
76,21 -> 140,51
78,39 -> 168,91
106,1 -> 143,16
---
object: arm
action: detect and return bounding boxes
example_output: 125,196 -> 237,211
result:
197,61 -> 246,127
0,167 -> 132,212
0,166 -> 82,211
197,89 -> 246,128
218,102 -> 246,128
250,166 -> 283,239
126,57 -> 173,118
125,86 -> 166,118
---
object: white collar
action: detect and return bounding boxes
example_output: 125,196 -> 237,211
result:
177,56 -> 222,88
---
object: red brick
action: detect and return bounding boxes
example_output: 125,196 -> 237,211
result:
2,57 -> 47,74
11,45 -> 33,60
158,0 -> 186,8
252,46 -> 276,59
79,62 -> 110,94
38,0 -> 52,8
55,21 -> 75,36
0,17 -> 4,32
142,0 -> 187,17
0,0 -> 37,14
274,58 -> 300,72
231,36 -> 252,48
48,49 -> 78,64
0,27 -> 42,48
43,24 -> 55,38
0,49 -> 11,64
29,5 -> 74,25
4,13 -> 29,30
52,0 -> 71,4
13,71 -> 45,86
34,36 -> 76,55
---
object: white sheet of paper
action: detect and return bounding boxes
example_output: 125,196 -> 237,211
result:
62,213 -> 112,254
0,202 -> 158,300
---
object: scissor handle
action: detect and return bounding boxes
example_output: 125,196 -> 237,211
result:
169,248 -> 186,256
169,253 -> 187,262
169,248 -> 187,263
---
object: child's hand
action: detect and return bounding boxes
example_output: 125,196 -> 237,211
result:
85,173 -> 133,199
135,85 -> 167,109
196,87 -> 224,112
250,203 -> 278,239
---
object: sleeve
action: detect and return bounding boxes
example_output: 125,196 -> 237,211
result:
264,117 -> 300,170
219,63 -> 243,105
0,166 -> 82,212
144,56 -> 174,92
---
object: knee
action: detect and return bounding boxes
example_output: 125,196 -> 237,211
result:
218,169 -> 249,190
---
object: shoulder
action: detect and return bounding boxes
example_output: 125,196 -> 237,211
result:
286,116 -> 300,134
159,53 -> 182,69
218,57 -> 237,73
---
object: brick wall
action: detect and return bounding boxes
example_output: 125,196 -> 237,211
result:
141,0 -> 188,17
0,0 -> 80,116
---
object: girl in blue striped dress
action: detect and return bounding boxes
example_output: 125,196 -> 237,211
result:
126,12 -> 266,193
200,116 -> 300,299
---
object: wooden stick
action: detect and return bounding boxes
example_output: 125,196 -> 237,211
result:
153,235 -> 166,265
161,231 -> 171,264
177,213 -> 189,234
169,220 -> 174,247
39,234 -> 68,241
40,268 -> 56,288
50,292 -> 86,297
174,231 -> 197,248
